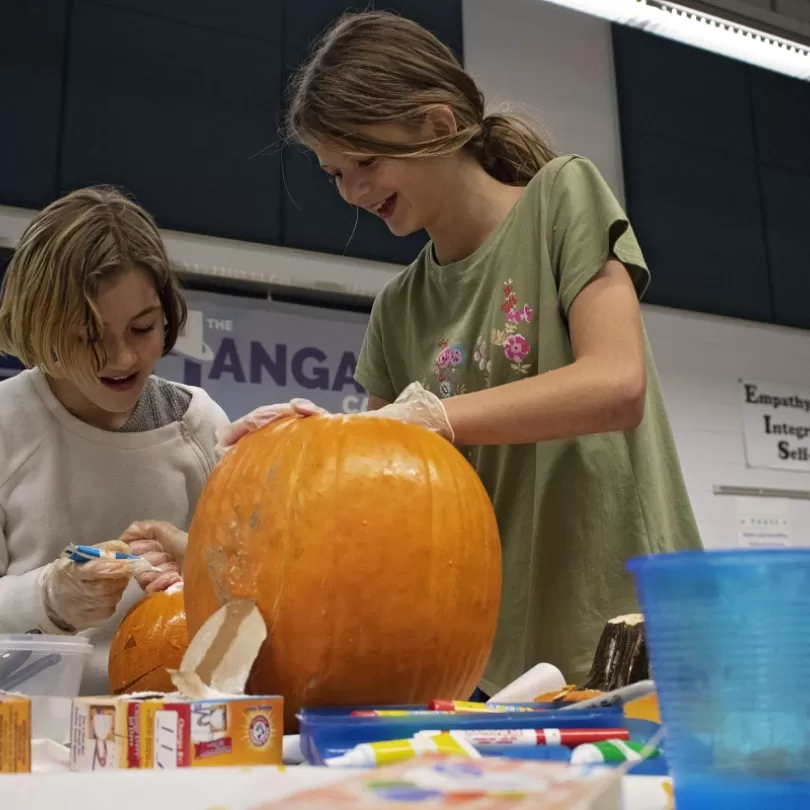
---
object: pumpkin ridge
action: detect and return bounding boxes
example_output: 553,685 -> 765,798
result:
269,418 -> 303,637
210,427 -> 258,605
197,449 -> 237,607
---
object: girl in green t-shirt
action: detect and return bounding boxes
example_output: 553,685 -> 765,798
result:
221,11 -> 703,693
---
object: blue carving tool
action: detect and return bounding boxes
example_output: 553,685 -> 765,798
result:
63,544 -> 161,572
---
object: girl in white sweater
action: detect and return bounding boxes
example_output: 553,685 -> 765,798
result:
0,187 -> 228,693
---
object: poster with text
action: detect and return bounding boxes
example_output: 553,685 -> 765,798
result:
735,496 -> 792,548
740,379 -> 810,472
156,290 -> 370,420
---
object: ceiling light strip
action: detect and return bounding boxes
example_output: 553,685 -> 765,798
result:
539,0 -> 810,81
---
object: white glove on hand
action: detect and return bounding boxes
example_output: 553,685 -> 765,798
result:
40,540 -> 134,632
118,521 -> 186,593
215,398 -> 327,452
358,382 -> 454,442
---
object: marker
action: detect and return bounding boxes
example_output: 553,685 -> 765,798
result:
429,699 -> 542,713
570,739 -> 660,765
324,731 -> 481,768
558,681 -> 656,712
415,727 -> 630,748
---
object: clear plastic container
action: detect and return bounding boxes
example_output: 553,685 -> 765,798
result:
0,634 -> 92,742
628,549 -> 810,810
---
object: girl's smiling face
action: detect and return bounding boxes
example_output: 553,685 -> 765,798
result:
312,120 -> 459,238
88,266 -> 165,409
51,266 -> 165,428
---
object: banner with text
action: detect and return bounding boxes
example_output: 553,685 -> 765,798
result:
155,290 -> 370,420
741,379 -> 810,471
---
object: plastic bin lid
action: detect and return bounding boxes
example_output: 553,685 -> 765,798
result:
627,548 -> 810,571
0,634 -> 93,654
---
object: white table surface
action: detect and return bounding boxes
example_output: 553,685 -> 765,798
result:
2,753 -> 673,810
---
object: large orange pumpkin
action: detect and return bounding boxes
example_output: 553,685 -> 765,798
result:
184,415 -> 502,729
108,588 -> 189,694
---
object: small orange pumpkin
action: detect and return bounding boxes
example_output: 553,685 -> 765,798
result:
108,588 -> 188,694
184,414 -> 502,729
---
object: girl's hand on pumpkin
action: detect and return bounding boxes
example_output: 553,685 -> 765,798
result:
358,382 -> 454,442
215,398 -> 327,451
132,547 -> 181,594
119,521 -> 186,593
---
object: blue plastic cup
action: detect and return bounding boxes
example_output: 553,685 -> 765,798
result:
628,549 -> 810,810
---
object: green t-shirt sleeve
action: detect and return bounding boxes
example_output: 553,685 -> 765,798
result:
546,157 -> 650,314
354,292 -> 398,403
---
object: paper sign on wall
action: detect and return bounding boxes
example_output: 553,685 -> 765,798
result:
740,379 -> 810,472
736,497 -> 792,548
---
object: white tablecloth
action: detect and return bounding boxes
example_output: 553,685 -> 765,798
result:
2,747 -> 673,810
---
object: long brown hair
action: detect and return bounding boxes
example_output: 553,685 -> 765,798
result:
286,11 -> 556,186
0,186 -> 187,383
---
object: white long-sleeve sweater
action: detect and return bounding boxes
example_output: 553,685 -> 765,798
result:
0,369 -> 229,694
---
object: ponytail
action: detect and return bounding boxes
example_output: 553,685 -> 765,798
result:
467,113 -> 557,186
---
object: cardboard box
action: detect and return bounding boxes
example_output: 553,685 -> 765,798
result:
70,694 -> 283,770
0,692 -> 31,773
70,600 -> 283,772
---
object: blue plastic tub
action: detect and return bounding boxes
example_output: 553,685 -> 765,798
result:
298,703 -> 643,765
629,549 -> 810,809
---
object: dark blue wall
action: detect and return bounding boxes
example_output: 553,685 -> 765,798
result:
613,25 -> 810,329
0,0 -> 463,266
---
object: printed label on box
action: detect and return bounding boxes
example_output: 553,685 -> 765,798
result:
72,694 -> 283,770
154,710 -> 180,769
70,698 -> 126,772
0,693 -> 32,774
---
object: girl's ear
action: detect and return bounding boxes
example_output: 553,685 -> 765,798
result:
423,105 -> 458,140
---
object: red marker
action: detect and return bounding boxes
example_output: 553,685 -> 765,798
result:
416,728 -> 630,747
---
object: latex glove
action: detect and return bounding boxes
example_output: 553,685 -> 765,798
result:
119,521 -> 187,593
358,382 -> 454,442
40,540 -> 134,632
215,398 -> 327,451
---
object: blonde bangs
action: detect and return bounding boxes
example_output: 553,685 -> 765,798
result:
0,186 -> 185,384
0,222 -> 110,384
